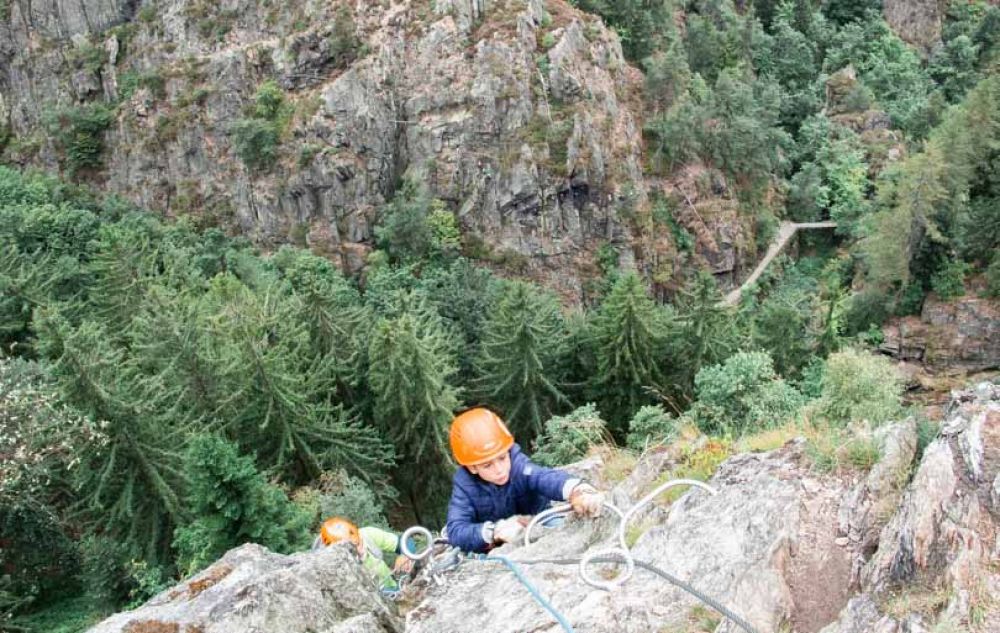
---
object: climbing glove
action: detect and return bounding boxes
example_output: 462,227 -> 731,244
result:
569,483 -> 605,518
493,516 -> 527,544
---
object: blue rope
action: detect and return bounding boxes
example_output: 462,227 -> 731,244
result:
472,554 -> 576,633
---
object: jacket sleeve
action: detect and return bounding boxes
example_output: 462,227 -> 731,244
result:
519,455 -> 577,502
445,481 -> 490,553
360,526 -> 400,556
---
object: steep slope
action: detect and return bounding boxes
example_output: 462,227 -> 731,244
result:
84,383 -> 1000,633
1,0 -> 648,296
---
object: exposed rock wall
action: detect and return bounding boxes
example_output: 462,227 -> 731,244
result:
0,0 -> 649,299
881,294 -> 1000,372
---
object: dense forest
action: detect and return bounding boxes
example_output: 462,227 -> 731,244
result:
2,0 -> 999,630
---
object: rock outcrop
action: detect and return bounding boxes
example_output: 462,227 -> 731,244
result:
881,294 -> 1000,373
87,383 -> 1000,633
87,543 -> 402,633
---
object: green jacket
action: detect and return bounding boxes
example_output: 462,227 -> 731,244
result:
359,526 -> 401,590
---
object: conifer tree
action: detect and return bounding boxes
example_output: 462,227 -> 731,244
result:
673,272 -> 738,401
475,281 -> 570,443
200,275 -> 393,486
173,435 -> 312,576
367,304 -> 459,522
587,272 -> 669,434
86,218 -> 163,330
34,312 -> 187,563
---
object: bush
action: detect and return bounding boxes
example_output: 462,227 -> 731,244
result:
307,469 -> 391,530
625,405 -> 677,451
172,435 -> 313,576
691,351 -> 805,435
532,404 -> 608,466
231,81 -> 291,172
231,117 -> 280,171
930,259 -> 970,299
45,103 -> 115,174
986,257 -> 1000,298
817,348 -> 903,426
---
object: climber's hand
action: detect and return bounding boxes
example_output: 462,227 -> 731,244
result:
569,483 -> 605,518
493,516 -> 526,543
393,554 -> 414,575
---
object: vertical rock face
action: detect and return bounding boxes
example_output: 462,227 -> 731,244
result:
880,295 -> 1000,372
0,0 -> 648,298
882,0 -> 946,53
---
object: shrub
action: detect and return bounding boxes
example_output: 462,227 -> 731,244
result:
930,259 -> 970,299
986,256 -> 1000,298
172,435 -> 313,576
45,103 -> 115,174
625,405 -> 677,451
532,404 -> 608,466
691,351 -> 805,435
308,469 -> 391,530
231,117 -> 280,171
817,349 -> 903,426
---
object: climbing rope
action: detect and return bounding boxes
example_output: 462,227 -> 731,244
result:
401,478 -> 761,633
474,554 -> 577,633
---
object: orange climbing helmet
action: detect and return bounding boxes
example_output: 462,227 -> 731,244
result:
319,517 -> 360,547
449,407 -> 515,466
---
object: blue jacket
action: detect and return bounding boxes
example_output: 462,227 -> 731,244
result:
445,444 -> 575,553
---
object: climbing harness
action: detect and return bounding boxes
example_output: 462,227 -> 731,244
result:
400,478 -> 761,633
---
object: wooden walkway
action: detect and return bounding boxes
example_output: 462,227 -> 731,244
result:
721,221 -> 838,307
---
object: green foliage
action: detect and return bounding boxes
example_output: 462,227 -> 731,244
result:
232,81 -> 291,172
328,5 -> 361,68
588,272 -> 670,433
0,361 -> 84,614
173,435 -> 312,576
842,288 -> 889,337
956,197 -> 1000,264
7,594 -> 106,633
231,117 -> 280,171
817,348 -> 903,426
375,180 -> 434,262
747,263 -> 822,377
986,257 -> 1000,298
646,69 -> 791,193
691,351 -> 804,436
823,18 -> 936,138
863,76 -> 1000,292
475,281 -> 570,443
45,103 -> 115,175
625,405 -> 677,451
309,469 -> 390,530
368,305 -> 459,522
532,404 -> 608,466
569,0 -> 672,61
671,273 -> 739,401
823,0 -> 882,26
930,258 -> 969,299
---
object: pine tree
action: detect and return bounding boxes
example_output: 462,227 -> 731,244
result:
367,304 -> 459,523
86,218 -> 163,330
475,281 -> 570,444
34,311 -> 187,563
587,273 -> 669,434
274,247 -> 371,406
200,275 -> 394,486
673,272 -> 738,402
173,435 -> 312,576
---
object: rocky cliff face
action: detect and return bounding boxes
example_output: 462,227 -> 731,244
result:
1,0 -> 651,298
881,294 -> 1000,373
87,383 -> 1000,633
